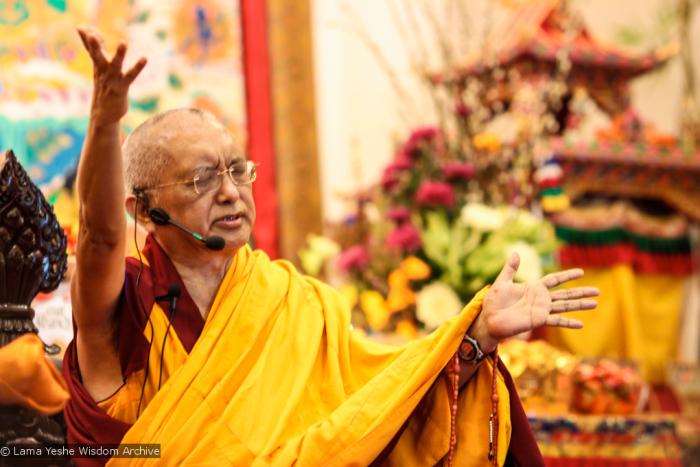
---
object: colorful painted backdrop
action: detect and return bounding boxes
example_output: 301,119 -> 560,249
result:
0,0 -> 247,196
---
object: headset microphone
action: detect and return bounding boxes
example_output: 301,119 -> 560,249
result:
148,208 -> 226,251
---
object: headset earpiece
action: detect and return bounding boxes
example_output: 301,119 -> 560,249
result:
133,188 -> 151,217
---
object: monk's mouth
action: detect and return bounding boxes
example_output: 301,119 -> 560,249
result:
213,214 -> 245,228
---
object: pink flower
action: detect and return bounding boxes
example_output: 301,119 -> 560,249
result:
386,224 -> 422,253
381,167 -> 399,192
386,206 -> 411,224
455,102 -> 472,118
336,245 -> 370,272
380,157 -> 412,192
415,181 -> 455,208
392,155 -> 413,170
409,126 -> 440,141
443,161 -> 475,181
400,126 -> 441,159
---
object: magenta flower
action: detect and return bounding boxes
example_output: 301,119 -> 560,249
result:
400,126 -> 441,159
455,102 -> 472,118
381,166 -> 399,192
415,181 -> 456,208
386,206 -> 411,224
386,224 -> 422,253
336,245 -> 370,272
392,155 -> 413,170
380,157 -> 412,192
443,161 -> 475,181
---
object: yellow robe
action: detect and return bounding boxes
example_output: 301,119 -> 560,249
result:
107,245 -> 512,466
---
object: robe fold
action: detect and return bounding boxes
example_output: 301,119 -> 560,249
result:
64,235 -> 543,466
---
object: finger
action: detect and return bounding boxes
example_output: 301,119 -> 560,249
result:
542,268 -> 584,288
551,299 -> 597,313
85,34 -> 108,67
545,314 -> 583,329
495,252 -> 520,284
550,287 -> 600,301
111,42 -> 127,69
124,58 -> 148,84
76,28 -> 89,51
82,25 -> 107,50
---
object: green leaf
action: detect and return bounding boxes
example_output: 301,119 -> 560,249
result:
420,211 -> 451,269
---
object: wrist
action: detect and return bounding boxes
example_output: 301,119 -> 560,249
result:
467,313 -> 498,355
88,115 -> 121,132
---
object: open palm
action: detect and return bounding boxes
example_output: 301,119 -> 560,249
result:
481,253 -> 599,343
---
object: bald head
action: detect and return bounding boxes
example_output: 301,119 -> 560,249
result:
122,108 -> 228,193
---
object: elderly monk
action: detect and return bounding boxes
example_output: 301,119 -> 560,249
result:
63,28 -> 598,467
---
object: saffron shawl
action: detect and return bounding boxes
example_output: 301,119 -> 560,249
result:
105,244 -> 541,466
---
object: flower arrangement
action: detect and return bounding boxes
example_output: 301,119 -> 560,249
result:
297,1 -> 578,337
299,124 -> 557,337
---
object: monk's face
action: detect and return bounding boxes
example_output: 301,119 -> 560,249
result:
150,114 -> 256,256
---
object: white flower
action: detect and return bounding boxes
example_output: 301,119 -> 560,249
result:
416,282 -> 463,330
460,203 -> 505,231
307,234 -> 341,258
298,234 -> 340,276
505,241 -> 542,283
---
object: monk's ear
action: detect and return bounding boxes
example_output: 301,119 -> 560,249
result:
125,193 -> 152,228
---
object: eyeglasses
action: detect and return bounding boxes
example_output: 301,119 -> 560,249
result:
144,160 -> 258,195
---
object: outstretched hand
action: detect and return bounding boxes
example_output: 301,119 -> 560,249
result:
77,27 -> 147,125
470,253 -> 599,353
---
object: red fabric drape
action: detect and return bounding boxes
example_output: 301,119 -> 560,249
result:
558,244 -> 693,275
240,0 -> 279,258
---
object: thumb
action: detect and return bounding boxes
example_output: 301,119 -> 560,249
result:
495,252 -> 520,284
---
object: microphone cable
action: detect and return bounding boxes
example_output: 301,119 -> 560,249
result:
157,285 -> 179,390
133,191 -> 155,418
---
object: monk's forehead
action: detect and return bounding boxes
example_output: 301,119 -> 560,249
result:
155,110 -> 224,133
154,113 -> 235,147
152,120 -> 241,174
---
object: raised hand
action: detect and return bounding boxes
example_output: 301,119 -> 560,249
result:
77,27 -> 147,126
470,253 -> 599,353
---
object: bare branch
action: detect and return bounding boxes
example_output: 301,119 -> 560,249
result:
419,0 -> 454,68
336,2 -> 415,125
388,0 -> 422,70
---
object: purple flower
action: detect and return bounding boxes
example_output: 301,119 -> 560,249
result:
386,206 -> 411,224
443,161 -> 475,181
386,224 -> 422,253
336,245 -> 370,272
415,181 -> 456,208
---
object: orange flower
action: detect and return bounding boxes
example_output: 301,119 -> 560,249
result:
396,319 -> 419,340
387,287 -> 415,313
400,256 -> 431,280
360,290 -> 390,330
473,132 -> 501,152
388,269 -> 408,289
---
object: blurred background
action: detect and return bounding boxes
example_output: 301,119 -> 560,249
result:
1,0 -> 699,464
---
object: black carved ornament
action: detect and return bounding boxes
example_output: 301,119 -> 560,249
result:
0,150 -> 67,347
